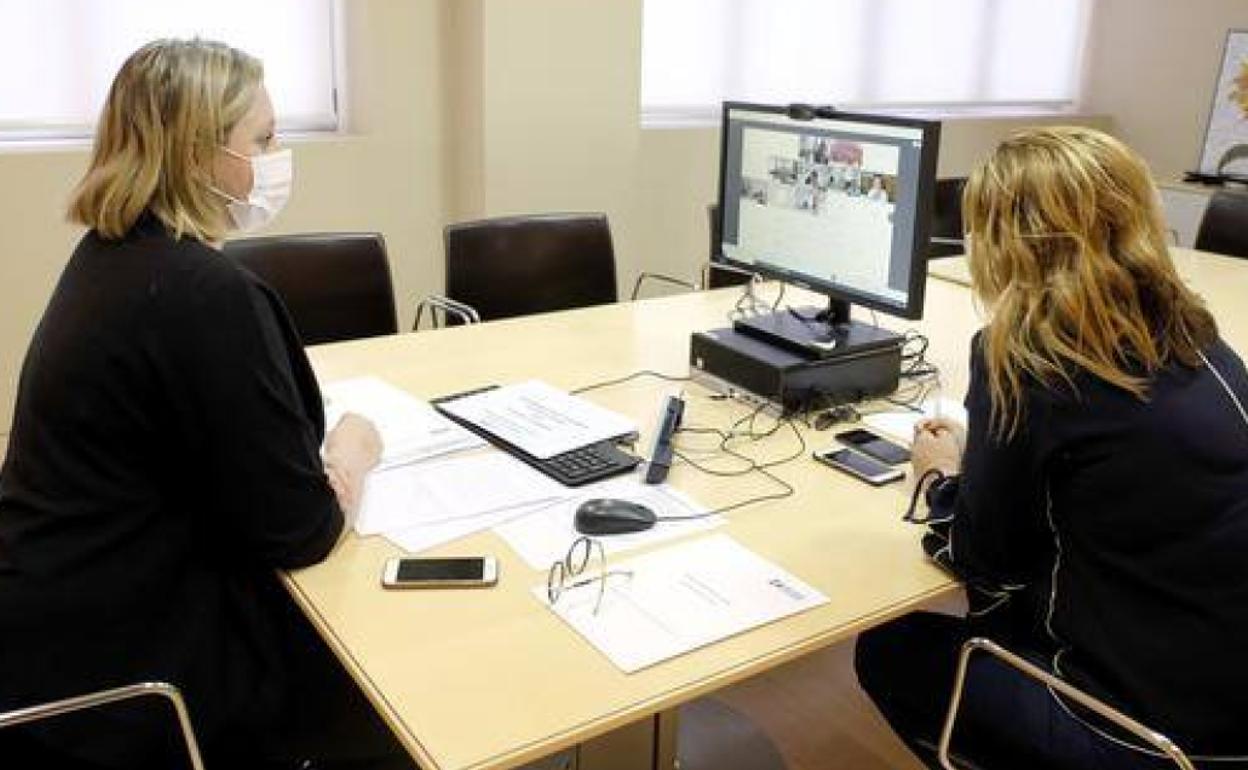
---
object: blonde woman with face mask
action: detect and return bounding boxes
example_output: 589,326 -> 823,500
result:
0,40 -> 409,769
855,128 -> 1248,769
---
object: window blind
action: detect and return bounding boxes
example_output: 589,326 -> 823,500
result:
0,0 -> 339,142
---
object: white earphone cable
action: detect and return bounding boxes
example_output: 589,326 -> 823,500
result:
1198,350 -> 1248,432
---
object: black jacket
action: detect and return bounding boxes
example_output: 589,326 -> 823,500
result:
937,332 -> 1248,755
0,215 -> 342,763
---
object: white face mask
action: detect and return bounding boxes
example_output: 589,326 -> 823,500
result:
212,147 -> 293,233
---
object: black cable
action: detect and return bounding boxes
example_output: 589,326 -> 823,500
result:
655,446 -> 795,521
651,408 -> 803,522
770,281 -> 786,313
884,395 -> 927,413
903,468 -> 948,523
728,276 -> 791,322
723,407 -> 799,460
669,442 -> 755,476
729,280 -> 765,321
756,420 -> 807,469
569,370 -> 690,395
723,401 -> 778,446
898,331 -> 940,382
888,376 -> 940,410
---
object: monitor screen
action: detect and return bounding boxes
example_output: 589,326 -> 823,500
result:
716,103 -> 940,320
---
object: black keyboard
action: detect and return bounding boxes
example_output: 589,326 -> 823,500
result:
531,441 -> 641,486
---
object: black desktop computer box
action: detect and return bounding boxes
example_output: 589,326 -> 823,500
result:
689,327 -> 901,412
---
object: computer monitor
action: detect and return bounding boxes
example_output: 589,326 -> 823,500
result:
715,102 -> 940,357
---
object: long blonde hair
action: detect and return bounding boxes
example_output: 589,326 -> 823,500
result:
68,39 -> 263,242
963,126 -> 1217,437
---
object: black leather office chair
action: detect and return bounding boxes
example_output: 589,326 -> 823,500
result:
704,202 -> 755,289
1194,189 -> 1248,259
225,233 -> 398,346
929,178 -> 967,259
629,203 -> 751,300
440,213 -> 618,323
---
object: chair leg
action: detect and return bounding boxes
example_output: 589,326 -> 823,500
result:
937,639 -> 1196,770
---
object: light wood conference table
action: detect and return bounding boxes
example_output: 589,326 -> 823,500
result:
928,247 -> 1247,351
284,250 -> 1244,770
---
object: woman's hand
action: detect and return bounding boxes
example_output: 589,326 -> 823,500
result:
912,417 -> 965,479
325,413 -> 382,476
323,413 -> 383,527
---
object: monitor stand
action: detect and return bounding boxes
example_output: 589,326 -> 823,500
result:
732,297 -> 903,360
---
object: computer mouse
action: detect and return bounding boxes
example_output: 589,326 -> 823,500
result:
573,498 -> 658,536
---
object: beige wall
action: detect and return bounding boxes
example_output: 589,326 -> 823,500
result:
449,0 -> 1115,293
0,0 -> 1240,435
0,148 -> 85,437
449,0 -> 647,287
443,0 -> 485,218
0,0 -> 447,435
1084,0 -> 1246,180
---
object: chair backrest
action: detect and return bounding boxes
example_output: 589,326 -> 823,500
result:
705,202 -> 754,290
224,232 -> 398,346
444,213 -> 617,322
1194,189 -> 1248,259
708,202 -> 721,263
929,177 -> 967,259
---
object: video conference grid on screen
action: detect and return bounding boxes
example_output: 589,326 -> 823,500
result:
720,108 -> 927,309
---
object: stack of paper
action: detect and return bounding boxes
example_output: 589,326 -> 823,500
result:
358,452 -> 570,553
324,377 -> 719,560
322,377 -> 484,469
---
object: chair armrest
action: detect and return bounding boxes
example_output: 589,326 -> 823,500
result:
414,295 -> 481,330
938,638 -> 1194,770
0,682 -> 204,770
630,272 -> 697,301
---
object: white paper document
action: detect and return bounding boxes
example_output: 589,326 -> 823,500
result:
436,380 -> 637,459
384,498 -> 558,555
357,451 -> 568,552
322,377 -> 484,469
537,534 -> 828,673
862,397 -> 969,446
494,477 -> 722,569
357,451 -> 567,534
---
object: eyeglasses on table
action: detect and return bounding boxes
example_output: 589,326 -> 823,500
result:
546,535 -> 634,615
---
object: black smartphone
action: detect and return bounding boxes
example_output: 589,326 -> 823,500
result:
814,447 -> 905,486
835,428 -> 911,465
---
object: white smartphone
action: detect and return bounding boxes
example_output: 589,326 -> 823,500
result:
814,446 -> 905,486
381,556 -> 498,589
